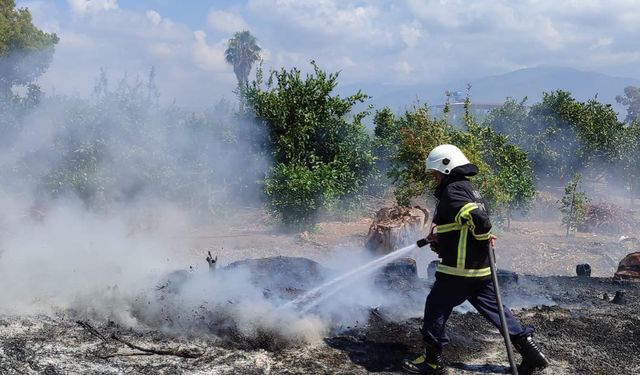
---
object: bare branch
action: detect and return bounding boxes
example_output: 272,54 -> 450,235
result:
110,334 -> 204,358
76,320 -> 108,341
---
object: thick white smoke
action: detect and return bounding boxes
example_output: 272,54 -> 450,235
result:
0,192 -> 185,318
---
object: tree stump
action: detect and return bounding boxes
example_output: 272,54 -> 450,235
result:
365,206 -> 429,255
374,258 -> 419,291
614,251 -> 640,281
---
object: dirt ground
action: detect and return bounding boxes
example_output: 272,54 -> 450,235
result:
181,206 -> 633,279
1,203 -> 639,375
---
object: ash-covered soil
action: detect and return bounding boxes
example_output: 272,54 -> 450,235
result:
1,213 -> 639,375
1,275 -> 638,374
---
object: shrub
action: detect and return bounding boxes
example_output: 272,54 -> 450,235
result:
244,62 -> 374,227
559,174 -> 589,236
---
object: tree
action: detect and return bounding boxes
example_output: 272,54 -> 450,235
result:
388,104 -> 452,206
486,91 -> 625,184
371,107 -> 399,184
224,30 -> 261,86
243,62 -> 374,227
617,122 -> 640,196
387,100 -> 535,228
469,125 -> 535,230
528,91 -> 625,182
577,98 -> 625,167
559,174 -> 589,237
455,98 -> 535,227
616,86 -> 640,124
0,0 -> 59,97
483,97 -> 528,143
525,91 -> 584,182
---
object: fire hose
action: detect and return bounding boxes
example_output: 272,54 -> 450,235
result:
489,244 -> 519,375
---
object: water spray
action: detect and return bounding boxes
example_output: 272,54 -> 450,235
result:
283,243 -> 418,313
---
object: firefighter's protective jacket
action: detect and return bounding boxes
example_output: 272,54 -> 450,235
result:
432,163 -> 492,278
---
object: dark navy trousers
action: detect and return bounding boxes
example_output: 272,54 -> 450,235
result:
421,273 -> 533,349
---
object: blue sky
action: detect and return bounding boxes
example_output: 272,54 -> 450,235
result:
17,0 -> 640,109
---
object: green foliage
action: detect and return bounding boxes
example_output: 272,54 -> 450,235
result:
387,104 -> 452,206
45,140 -> 107,205
616,86 -> 640,124
38,77 -> 172,206
467,125 -> 536,228
264,163 -> 339,227
225,30 -> 261,86
372,107 -> 399,172
449,129 -> 502,209
452,103 -> 535,226
385,102 -> 535,227
0,69 -> 268,219
369,107 -> 399,193
618,123 -> 640,195
526,91 -> 584,181
577,98 -> 623,166
483,97 -> 528,138
486,90 -> 626,183
0,0 -> 59,96
243,62 -> 374,227
559,174 -> 589,236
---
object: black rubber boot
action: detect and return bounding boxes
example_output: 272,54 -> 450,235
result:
513,335 -> 549,374
401,343 -> 446,375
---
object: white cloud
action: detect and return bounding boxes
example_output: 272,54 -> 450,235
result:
148,42 -> 173,57
248,0 -> 393,47
340,56 -> 356,68
68,0 -> 118,14
207,10 -> 248,34
23,2 -> 236,109
192,30 -> 230,73
400,22 -> 423,48
589,37 -> 613,50
16,0 -> 640,107
58,30 -> 94,49
392,0 -> 640,81
539,18 -> 568,51
394,61 -> 413,79
146,10 -> 162,26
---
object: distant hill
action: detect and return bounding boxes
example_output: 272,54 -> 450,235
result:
339,67 -> 640,117
466,66 -> 640,107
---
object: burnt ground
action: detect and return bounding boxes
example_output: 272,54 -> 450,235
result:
325,276 -> 640,375
1,209 -> 640,375
1,276 -> 638,374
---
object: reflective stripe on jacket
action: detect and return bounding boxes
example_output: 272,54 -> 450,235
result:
432,169 -> 492,278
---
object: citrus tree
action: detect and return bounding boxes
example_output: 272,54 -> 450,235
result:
618,122 -> 640,196
616,86 -> 640,124
467,125 -> 535,229
486,91 -> 627,185
243,62 -> 374,227
386,100 -> 535,228
387,104 -> 452,206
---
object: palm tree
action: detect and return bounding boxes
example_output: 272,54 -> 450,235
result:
225,30 -> 261,86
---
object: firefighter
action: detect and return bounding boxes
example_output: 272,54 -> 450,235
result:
401,144 -> 549,375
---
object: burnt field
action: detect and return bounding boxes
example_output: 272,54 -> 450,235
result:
1,213 -> 639,375
1,265 -> 638,374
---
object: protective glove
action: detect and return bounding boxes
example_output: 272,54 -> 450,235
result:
417,232 -> 438,253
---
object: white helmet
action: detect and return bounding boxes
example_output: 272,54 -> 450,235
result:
425,144 -> 470,175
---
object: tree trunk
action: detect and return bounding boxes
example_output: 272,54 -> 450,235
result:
365,206 -> 429,255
